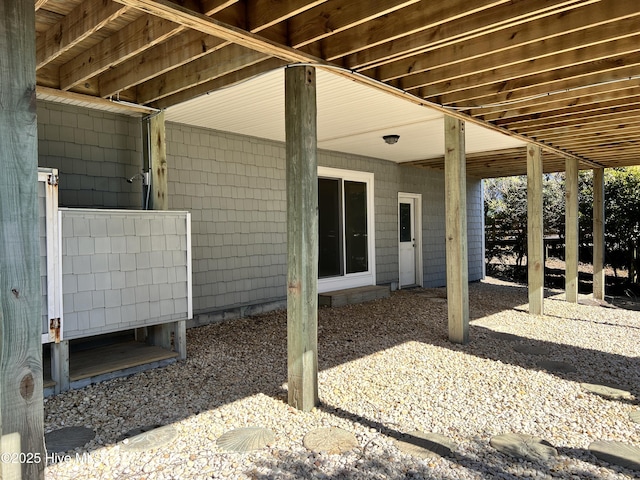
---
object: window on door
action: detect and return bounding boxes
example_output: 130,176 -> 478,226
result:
317,167 -> 375,291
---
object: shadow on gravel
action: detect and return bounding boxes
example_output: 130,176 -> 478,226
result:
247,395 -> 626,480
45,278 -> 639,468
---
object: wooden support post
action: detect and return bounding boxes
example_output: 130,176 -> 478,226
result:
565,157 -> 579,303
444,115 -> 469,344
146,111 -> 187,359
593,168 -> 605,300
148,111 -> 168,211
285,65 -> 319,411
51,340 -> 70,393
0,1 -> 46,478
527,145 -> 544,315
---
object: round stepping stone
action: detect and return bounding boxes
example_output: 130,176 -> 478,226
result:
589,440 -> 640,471
394,431 -> 456,459
630,410 -> 640,424
45,426 -> 95,453
513,344 -> 549,355
580,383 -> 633,400
120,424 -> 178,452
490,433 -> 557,463
216,427 -> 274,453
536,360 -> 577,373
303,427 -> 358,454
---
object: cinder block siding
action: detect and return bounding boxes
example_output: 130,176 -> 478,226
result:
167,123 -> 485,314
37,101 -> 143,209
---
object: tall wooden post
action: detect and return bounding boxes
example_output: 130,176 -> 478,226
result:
148,111 -> 168,211
565,157 -> 579,303
444,115 -> 469,344
593,168 -> 605,300
527,145 -> 544,315
285,65 -> 319,410
145,112 -> 187,359
0,1 -> 46,478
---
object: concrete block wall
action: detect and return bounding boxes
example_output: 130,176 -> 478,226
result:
37,101 -> 143,209
60,209 -> 191,339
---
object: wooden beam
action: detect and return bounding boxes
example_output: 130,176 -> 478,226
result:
285,65 -> 318,411
412,35 -> 640,97
344,0 -> 586,70
477,80 -> 640,121
516,108 -> 640,135
247,0 -> 327,31
0,0 -> 45,478
375,5 -> 640,83
60,14 -> 180,91
444,115 -> 469,344
136,44 -> 268,104
593,167 -> 605,300
99,29 -> 229,98
527,145 -> 544,315
97,1 -> 287,98
430,57 -> 640,107
35,0 -> 48,11
113,0 -> 323,63
36,85 -> 151,115
36,0 -> 128,69
287,0 -> 419,48
565,157 -> 579,303
152,57 -> 286,109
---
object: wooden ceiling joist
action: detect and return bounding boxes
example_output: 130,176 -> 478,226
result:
33,0 -> 640,177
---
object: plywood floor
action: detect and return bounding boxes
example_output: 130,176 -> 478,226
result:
70,341 -> 178,381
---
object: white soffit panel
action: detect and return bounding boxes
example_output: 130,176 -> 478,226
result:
165,67 -> 525,162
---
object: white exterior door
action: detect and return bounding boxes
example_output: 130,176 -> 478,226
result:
398,194 -> 422,288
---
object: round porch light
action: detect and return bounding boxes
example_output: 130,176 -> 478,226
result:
383,134 -> 400,145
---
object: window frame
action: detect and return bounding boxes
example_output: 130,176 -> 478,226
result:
317,166 -> 376,293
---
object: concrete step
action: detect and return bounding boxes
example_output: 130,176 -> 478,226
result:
319,285 -> 390,307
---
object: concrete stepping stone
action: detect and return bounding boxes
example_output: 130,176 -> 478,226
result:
217,427 -> 274,453
394,431 -> 456,459
120,424 -> 178,452
630,410 -> 640,424
490,433 -> 557,463
536,360 -> 577,373
45,426 -> 95,453
512,344 -> 549,355
589,440 -> 640,471
303,427 -> 358,454
580,383 -> 633,400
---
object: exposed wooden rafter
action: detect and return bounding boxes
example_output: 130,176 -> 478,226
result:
33,0 -> 640,178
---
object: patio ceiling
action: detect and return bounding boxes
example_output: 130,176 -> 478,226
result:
35,0 -> 640,178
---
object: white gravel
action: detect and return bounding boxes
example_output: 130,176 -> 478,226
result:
44,278 -> 640,479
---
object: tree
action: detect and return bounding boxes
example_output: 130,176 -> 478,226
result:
484,173 -> 566,266
486,167 -> 640,285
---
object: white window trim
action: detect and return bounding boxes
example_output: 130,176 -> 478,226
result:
317,166 -> 376,293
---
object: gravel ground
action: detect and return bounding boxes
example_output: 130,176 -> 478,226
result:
44,278 -> 640,479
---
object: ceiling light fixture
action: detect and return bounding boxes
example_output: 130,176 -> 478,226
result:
383,134 -> 400,145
